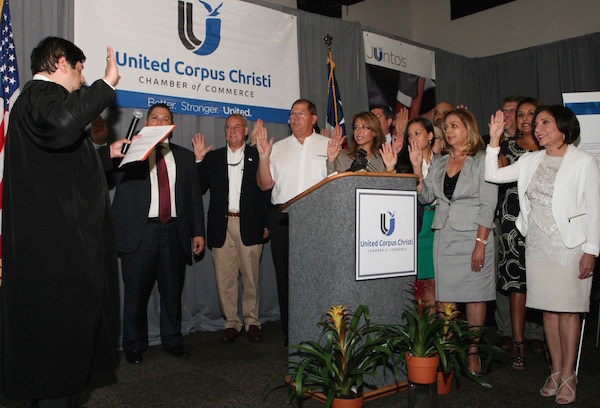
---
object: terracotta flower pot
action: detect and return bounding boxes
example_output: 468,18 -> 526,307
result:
332,395 -> 364,408
405,352 -> 440,384
437,370 -> 454,395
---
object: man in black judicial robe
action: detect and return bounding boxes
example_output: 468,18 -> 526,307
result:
0,37 -> 128,407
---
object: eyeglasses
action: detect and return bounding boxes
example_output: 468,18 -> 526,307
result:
289,112 -> 310,119
502,109 -> 516,114
352,125 -> 371,131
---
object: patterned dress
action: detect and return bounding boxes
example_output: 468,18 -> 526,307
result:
525,152 -> 586,312
497,139 -> 530,293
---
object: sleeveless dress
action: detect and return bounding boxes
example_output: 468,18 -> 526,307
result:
417,157 -> 435,279
497,140 -> 529,293
525,152 -> 591,312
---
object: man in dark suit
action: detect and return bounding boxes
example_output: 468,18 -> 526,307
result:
110,103 -> 205,364
194,114 -> 269,343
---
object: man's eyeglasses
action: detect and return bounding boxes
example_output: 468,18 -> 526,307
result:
502,109 -> 516,115
352,125 -> 371,131
289,112 -> 310,119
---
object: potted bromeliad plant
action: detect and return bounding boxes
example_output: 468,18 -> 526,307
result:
389,281 -> 495,388
287,305 -> 395,408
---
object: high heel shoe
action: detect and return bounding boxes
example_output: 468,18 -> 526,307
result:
539,371 -> 561,397
511,340 -> 525,370
556,373 -> 577,405
467,352 -> 482,377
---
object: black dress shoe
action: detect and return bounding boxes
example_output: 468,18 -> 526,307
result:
247,325 -> 263,342
220,328 -> 239,343
125,350 -> 143,364
168,345 -> 188,357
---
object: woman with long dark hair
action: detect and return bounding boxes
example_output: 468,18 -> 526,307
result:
327,111 -> 397,174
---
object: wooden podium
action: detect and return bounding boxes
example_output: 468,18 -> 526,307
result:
282,172 -> 418,389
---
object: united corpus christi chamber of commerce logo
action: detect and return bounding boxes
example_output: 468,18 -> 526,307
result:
380,211 -> 395,236
178,0 -> 222,56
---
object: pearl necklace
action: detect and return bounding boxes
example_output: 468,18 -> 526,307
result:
450,150 -> 467,161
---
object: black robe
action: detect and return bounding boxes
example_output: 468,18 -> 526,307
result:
0,79 -> 119,399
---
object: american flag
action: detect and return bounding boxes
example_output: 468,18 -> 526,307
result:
0,0 -> 19,285
326,48 -> 346,147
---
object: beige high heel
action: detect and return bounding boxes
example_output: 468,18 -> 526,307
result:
539,371 -> 561,397
556,373 -> 577,405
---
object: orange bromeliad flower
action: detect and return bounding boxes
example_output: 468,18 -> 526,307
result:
440,302 -> 459,340
327,305 -> 347,332
325,305 -> 351,364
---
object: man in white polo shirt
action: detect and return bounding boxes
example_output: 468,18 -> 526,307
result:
255,99 -> 329,345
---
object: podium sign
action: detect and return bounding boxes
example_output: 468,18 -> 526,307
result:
356,188 -> 417,280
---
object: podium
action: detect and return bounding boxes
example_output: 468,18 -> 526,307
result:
282,172 -> 418,389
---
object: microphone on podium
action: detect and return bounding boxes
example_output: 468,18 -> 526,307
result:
121,110 -> 144,155
347,148 -> 375,172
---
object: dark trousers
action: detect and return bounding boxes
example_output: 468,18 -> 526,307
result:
120,220 -> 187,353
269,205 -> 289,338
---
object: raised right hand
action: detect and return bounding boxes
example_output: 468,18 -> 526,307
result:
254,119 -> 273,159
408,138 -> 423,172
103,46 -> 120,87
327,125 -> 344,162
488,110 -> 505,148
191,133 -> 213,161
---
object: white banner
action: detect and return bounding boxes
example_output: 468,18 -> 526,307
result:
356,189 -> 417,280
363,31 -> 436,118
563,92 -> 600,167
364,32 -> 435,78
74,0 -> 300,123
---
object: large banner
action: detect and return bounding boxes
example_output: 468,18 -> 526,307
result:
363,32 -> 436,120
563,92 -> 600,167
74,0 -> 300,123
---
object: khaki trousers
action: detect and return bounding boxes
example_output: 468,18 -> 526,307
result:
212,217 -> 262,332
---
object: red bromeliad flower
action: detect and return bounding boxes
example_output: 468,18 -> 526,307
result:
410,280 -> 427,316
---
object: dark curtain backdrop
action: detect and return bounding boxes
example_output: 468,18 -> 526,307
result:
9,0 -> 600,344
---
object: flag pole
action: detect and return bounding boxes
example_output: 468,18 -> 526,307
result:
323,34 -> 338,125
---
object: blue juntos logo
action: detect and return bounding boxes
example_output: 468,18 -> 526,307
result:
373,46 -> 383,61
178,0 -> 222,56
380,211 -> 395,236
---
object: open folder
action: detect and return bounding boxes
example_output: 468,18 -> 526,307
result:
118,125 -> 176,167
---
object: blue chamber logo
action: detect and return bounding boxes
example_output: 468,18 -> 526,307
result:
178,0 -> 222,56
380,211 -> 395,236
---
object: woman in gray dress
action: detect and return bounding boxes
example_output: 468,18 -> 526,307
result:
409,108 -> 498,375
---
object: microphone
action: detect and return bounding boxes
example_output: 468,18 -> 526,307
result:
357,148 -> 379,172
347,149 -> 369,172
121,110 -> 144,155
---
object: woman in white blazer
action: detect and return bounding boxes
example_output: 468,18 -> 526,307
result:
485,106 -> 600,405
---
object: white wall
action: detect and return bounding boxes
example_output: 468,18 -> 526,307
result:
260,0 -> 600,57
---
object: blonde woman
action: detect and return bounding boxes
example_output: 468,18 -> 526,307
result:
409,108 -> 497,375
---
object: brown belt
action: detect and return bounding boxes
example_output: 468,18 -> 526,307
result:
227,212 -> 240,217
